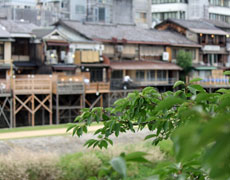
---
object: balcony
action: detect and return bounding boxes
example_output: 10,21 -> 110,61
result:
13,75 -> 52,95
111,78 -> 178,90
0,79 -> 11,96
85,82 -> 110,94
194,76 -> 230,88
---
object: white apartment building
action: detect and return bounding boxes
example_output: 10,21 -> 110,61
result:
0,0 -> 37,8
152,0 -> 230,26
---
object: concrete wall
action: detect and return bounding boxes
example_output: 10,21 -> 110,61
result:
113,0 -> 133,24
188,0 -> 209,19
134,0 -> 151,27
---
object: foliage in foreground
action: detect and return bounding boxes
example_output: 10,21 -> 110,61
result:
69,75 -> 230,180
0,143 -> 165,180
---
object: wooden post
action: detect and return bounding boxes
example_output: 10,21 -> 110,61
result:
100,94 -> 103,107
56,94 -> 59,124
10,98 -> 13,128
49,94 -> 52,125
13,95 -> 16,128
42,105 -> 45,125
32,94 -> 35,127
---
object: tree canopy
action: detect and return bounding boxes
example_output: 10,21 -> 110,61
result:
68,75 -> 230,180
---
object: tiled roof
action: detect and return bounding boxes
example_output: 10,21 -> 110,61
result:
157,19 -> 228,35
0,24 -> 10,38
0,20 -> 38,36
32,27 -> 54,39
59,20 -> 200,47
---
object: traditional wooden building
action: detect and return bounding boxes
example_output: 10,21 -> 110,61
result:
56,20 -> 201,91
33,24 -> 110,123
0,26 -> 13,128
156,19 -> 230,88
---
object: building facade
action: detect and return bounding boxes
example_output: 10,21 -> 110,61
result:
152,0 -> 230,27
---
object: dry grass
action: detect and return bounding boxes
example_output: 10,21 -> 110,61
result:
0,148 -> 62,180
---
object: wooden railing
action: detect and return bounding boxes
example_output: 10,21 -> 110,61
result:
85,82 -> 110,93
0,79 -> 11,95
13,76 -> 52,95
194,76 -> 230,87
55,81 -> 85,94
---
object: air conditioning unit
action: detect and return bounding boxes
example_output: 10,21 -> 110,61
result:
116,45 -> 123,53
162,52 -> 169,61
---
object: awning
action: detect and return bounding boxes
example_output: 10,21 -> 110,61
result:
52,64 -> 77,71
194,66 -> 217,70
189,28 -> 228,35
0,64 -> 11,70
80,63 -> 109,68
110,60 -> 182,70
13,62 -> 37,69
47,41 -> 69,47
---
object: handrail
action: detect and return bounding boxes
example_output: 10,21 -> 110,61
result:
13,77 -> 52,94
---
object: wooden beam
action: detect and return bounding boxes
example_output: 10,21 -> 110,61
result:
14,95 -> 32,114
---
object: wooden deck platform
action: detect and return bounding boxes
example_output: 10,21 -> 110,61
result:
13,75 -> 53,127
13,76 -> 52,95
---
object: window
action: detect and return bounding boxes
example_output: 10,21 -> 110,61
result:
0,44 -> 4,60
136,71 -> 145,81
152,11 -> 185,21
152,0 -> 188,4
209,13 -> 230,23
209,0 -> 230,7
208,54 -> 218,66
112,70 -> 123,79
136,12 -> 147,23
75,5 -> 85,14
90,68 -> 103,82
172,49 -> 196,60
12,39 -> 29,56
98,7 -> 106,22
157,71 -> 167,81
147,70 -> 155,81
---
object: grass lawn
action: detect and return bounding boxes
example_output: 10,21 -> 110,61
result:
0,124 -> 70,134
0,122 -> 102,134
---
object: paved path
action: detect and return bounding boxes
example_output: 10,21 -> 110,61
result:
0,125 -> 103,140
0,129 -> 151,155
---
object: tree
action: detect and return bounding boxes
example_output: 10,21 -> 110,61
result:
176,50 -> 193,81
68,76 -> 230,180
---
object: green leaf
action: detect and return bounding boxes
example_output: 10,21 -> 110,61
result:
77,127 -> 83,137
155,96 -> 184,112
224,71 -> 230,76
110,157 -> 127,178
102,140 -> 108,148
188,84 -> 205,92
144,134 -> 156,140
173,81 -> 185,88
66,123 -> 76,132
82,126 -> 88,133
189,78 -> 203,83
125,152 -> 150,163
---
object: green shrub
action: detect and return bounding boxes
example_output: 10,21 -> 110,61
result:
59,152 -> 102,180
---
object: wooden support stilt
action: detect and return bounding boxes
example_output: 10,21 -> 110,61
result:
32,94 -> 35,127
49,93 -> 52,125
13,96 -> 16,127
56,94 -> 59,124
100,94 -> 103,107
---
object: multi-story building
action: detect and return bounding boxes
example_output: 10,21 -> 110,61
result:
86,0 -> 151,27
0,0 -> 37,8
151,0 -> 230,27
156,18 -> 230,88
